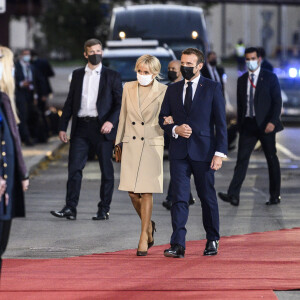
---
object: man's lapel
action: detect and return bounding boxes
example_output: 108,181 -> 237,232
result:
190,76 -> 205,111
177,80 -> 186,112
254,69 -> 264,105
97,66 -> 106,106
75,68 -> 85,113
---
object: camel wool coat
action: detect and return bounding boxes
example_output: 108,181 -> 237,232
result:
115,79 -> 167,193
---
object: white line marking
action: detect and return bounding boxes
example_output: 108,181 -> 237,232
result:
276,143 -> 300,161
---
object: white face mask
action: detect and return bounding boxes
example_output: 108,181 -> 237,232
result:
246,60 -> 259,72
137,73 -> 153,86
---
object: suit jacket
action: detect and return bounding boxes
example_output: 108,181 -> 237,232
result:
0,92 -> 27,219
201,64 -> 225,93
237,69 -> 283,133
159,76 -> 228,162
115,80 -> 167,193
32,58 -> 55,95
261,59 -> 274,73
15,60 -> 47,99
59,66 -> 122,140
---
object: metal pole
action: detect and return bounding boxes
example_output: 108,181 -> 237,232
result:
221,3 -> 227,57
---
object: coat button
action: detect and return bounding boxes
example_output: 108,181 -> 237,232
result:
141,137 -> 144,141
141,122 -> 144,125
132,122 -> 135,125
133,136 -> 136,139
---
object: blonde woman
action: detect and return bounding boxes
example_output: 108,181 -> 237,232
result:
115,55 -> 167,256
0,46 -> 20,124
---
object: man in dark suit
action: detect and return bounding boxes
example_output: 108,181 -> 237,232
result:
51,39 -> 122,220
201,51 -> 226,94
15,49 -> 47,145
259,47 -> 274,73
159,48 -> 227,258
163,60 -> 195,210
218,47 -> 283,207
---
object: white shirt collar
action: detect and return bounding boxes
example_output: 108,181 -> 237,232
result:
185,73 -> 201,85
85,63 -> 102,75
248,66 -> 261,77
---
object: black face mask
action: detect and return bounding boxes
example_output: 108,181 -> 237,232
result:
180,66 -> 196,81
88,54 -> 102,66
168,70 -> 178,82
209,59 -> 217,66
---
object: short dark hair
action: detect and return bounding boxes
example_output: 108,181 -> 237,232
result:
258,47 -> 266,58
207,51 -> 216,59
182,48 -> 205,64
245,47 -> 261,57
84,39 -> 102,53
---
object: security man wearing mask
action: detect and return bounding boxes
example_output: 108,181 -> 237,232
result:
163,60 -> 195,210
51,39 -> 122,221
218,47 -> 283,207
201,51 -> 225,94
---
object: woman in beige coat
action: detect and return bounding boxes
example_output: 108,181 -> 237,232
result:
115,55 -> 167,256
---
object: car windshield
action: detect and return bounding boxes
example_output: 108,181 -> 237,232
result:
102,56 -> 173,82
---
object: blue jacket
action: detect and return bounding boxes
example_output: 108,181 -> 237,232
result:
159,76 -> 227,162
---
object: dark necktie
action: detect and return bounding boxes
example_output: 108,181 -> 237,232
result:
184,81 -> 193,113
249,73 -> 254,118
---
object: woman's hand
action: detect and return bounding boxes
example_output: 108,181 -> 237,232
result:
163,116 -> 174,125
0,177 -> 7,197
22,179 -> 29,192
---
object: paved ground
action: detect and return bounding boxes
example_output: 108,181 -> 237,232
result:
5,65 -> 299,299
6,135 -> 300,299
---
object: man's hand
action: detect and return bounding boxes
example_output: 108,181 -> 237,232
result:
210,155 -> 223,171
41,96 -> 47,102
175,124 -> 192,138
163,116 -> 174,125
101,121 -> 113,134
265,122 -> 275,134
21,80 -> 30,88
22,179 -> 29,192
0,177 -> 7,197
59,131 -> 69,143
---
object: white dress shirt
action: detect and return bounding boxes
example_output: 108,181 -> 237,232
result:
77,64 -> 102,117
246,67 -> 260,117
171,74 -> 226,158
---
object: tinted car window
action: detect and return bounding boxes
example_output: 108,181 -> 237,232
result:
103,56 -> 172,82
112,10 -> 205,40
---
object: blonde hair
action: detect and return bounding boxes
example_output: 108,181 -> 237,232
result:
0,46 -> 20,124
134,55 -> 162,79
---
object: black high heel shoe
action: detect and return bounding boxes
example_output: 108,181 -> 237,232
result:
136,250 -> 148,256
148,220 -> 156,249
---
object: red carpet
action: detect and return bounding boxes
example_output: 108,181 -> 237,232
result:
1,228 -> 300,299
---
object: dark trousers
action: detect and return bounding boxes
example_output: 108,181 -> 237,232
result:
0,220 -> 12,274
167,181 -> 194,203
228,118 -> 281,199
66,119 -> 114,213
170,156 -> 220,248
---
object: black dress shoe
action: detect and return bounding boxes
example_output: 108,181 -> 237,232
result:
203,240 -> 219,256
162,199 -> 172,210
92,210 -> 109,220
50,206 -> 77,220
164,244 -> 185,258
148,220 -> 156,249
266,196 -> 281,205
218,192 -> 239,206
